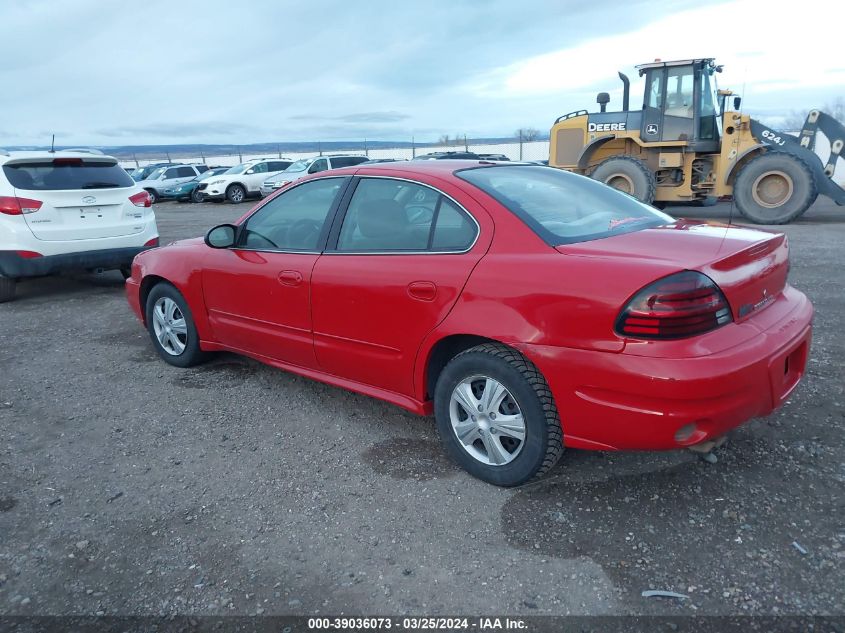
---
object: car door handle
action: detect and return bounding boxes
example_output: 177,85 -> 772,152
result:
407,281 -> 437,301
278,270 -> 303,286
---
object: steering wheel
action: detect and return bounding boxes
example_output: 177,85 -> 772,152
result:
287,219 -> 322,248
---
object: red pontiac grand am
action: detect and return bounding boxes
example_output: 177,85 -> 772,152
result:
126,161 -> 813,486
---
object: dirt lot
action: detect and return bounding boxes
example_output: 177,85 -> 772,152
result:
0,196 -> 843,619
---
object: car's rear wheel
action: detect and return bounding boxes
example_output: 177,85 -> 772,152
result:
226,184 -> 246,204
145,188 -> 158,204
191,189 -> 204,203
145,283 -> 209,368
0,275 -> 16,303
734,152 -> 817,224
434,342 -> 563,486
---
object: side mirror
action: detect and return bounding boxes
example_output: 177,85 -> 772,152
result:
733,96 -> 742,111
245,168 -> 255,174
205,224 -> 237,249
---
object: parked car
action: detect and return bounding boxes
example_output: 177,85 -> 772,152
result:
136,164 -> 208,203
162,167 -> 230,203
125,161 -> 812,486
414,151 -> 481,160
259,155 -> 369,197
0,149 -> 158,302
130,162 -> 174,182
197,158 -> 293,203
477,153 -> 511,161
358,158 -> 404,165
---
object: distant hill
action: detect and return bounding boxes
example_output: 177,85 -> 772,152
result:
2,136 -> 549,160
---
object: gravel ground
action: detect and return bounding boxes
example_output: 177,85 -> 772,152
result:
0,195 -> 842,618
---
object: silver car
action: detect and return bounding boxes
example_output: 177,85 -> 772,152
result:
259,154 -> 369,197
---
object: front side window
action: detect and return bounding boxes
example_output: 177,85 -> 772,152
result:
239,177 -> 344,252
336,178 -> 476,252
457,166 -> 672,245
250,162 -> 269,174
176,167 -> 196,178
645,70 -> 663,109
164,168 -> 181,179
309,159 -> 329,174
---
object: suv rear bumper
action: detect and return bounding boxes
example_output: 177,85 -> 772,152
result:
0,246 -> 154,279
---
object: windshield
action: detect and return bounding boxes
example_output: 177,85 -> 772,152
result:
284,159 -> 309,173
457,165 -> 673,245
225,163 -> 249,175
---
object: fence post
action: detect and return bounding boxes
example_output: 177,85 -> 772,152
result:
278,145 -> 282,158
519,130 -> 523,161
364,138 -> 369,157
318,141 -> 322,156
238,147 -> 242,163
464,135 -> 468,151
411,136 -> 415,158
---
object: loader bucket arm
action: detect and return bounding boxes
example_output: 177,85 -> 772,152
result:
750,116 -> 845,206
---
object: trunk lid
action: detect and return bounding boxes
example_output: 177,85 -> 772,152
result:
3,156 -> 144,241
557,220 -> 789,322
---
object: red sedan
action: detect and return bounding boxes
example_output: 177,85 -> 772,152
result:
126,161 -> 813,486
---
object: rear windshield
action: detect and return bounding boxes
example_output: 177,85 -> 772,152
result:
3,160 -> 135,191
457,165 -> 672,245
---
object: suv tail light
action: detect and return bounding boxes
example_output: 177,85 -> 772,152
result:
143,237 -> 159,248
129,191 -> 153,207
129,191 -> 152,208
0,196 -> 43,215
615,271 -> 732,340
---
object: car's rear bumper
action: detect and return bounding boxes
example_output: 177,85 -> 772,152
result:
520,287 -> 814,451
0,246 -> 156,279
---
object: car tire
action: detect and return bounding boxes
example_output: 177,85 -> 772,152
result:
591,156 -> 656,204
145,188 -> 158,204
191,189 -> 204,203
0,275 -> 16,303
733,152 -> 817,224
226,184 -> 246,204
434,342 -> 563,487
145,283 -> 210,368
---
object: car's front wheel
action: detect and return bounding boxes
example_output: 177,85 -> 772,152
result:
145,283 -> 209,368
191,189 -> 204,203
434,342 -> 563,486
226,184 -> 246,204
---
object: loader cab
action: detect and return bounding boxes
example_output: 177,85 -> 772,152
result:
637,58 -> 722,152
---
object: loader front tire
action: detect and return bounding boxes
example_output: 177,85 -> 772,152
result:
591,156 -> 656,204
734,152 -> 817,224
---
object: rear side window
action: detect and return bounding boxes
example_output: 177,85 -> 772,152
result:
336,178 -> 476,252
268,161 -> 291,171
331,157 -> 367,168
3,160 -> 135,191
176,167 -> 195,177
457,165 -> 672,245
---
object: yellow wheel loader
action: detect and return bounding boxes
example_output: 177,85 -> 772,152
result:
548,58 -> 845,224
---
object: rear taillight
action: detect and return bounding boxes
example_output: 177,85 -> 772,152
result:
0,196 -> 42,215
615,271 -> 732,340
129,191 -> 152,208
143,237 -> 159,248
15,250 -> 42,258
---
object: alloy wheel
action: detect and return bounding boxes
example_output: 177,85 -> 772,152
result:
151,297 -> 188,356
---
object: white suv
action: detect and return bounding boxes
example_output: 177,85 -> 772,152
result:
0,149 -> 159,302
135,164 -> 208,203
197,158 -> 293,203
259,155 -> 369,197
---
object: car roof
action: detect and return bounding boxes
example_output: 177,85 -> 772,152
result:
329,159 -> 524,178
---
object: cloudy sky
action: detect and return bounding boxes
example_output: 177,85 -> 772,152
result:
1,0 -> 841,146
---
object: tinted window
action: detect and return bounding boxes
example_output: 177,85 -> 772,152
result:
164,168 -> 181,179
331,157 -> 367,168
176,167 -> 196,178
3,160 -> 134,190
239,177 -> 344,251
431,198 -> 476,250
196,165 -> 209,173
457,166 -> 672,245
337,178 -> 475,252
268,161 -> 291,171
250,162 -> 269,174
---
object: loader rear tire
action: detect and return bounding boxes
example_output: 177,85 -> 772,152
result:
733,152 -> 817,224
591,156 -> 656,204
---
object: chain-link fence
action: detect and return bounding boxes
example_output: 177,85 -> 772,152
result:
121,139 -> 552,168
